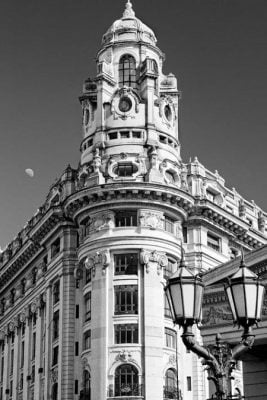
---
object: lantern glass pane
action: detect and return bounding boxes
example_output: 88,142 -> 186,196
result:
194,284 -> 203,320
183,284 -> 194,318
226,287 -> 237,320
244,284 -> 257,319
232,285 -> 245,318
170,282 -> 183,320
256,285 -> 265,320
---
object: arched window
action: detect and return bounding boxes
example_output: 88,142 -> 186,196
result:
52,383 -> 58,400
119,55 -> 136,88
84,370 -> 91,399
164,368 -> 177,399
115,364 -> 139,396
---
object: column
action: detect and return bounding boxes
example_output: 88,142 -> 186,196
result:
141,250 -> 166,400
13,327 -> 19,400
2,335 -> 9,397
22,317 -> 30,399
44,285 -> 52,400
34,306 -> 43,400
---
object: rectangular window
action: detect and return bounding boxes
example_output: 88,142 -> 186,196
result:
120,131 -> 130,139
53,281 -> 60,305
83,331 -> 91,350
114,253 -> 138,275
164,216 -> 174,234
53,311 -> 59,340
115,324 -> 138,344
20,342 -> 25,369
10,349 -> 14,375
109,132 -> 118,140
164,259 -> 177,279
187,376 -> 192,391
76,305 -> 79,319
75,380 -> 79,395
132,131 -> 141,139
114,285 -> 138,315
32,332 -> 36,360
31,365 -> 35,383
85,268 -> 91,284
19,373 -> 23,390
207,232 -> 220,251
52,346 -> 59,366
84,292 -> 91,321
75,342 -> 79,356
165,328 -> 176,349
183,227 -> 188,243
51,237 -> 61,258
115,210 -> 137,227
115,163 -> 136,177
9,381 -> 13,397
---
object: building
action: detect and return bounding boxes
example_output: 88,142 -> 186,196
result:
0,2 -> 267,400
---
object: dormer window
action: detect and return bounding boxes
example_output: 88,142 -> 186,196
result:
119,55 -> 136,89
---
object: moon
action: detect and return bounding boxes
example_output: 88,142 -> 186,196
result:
25,168 -> 34,178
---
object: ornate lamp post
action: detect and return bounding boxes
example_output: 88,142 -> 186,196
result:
165,251 -> 265,400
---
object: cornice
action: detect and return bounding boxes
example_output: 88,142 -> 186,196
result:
64,182 -> 194,221
188,204 -> 266,250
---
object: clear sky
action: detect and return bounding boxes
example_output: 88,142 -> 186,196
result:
1,0 -> 267,249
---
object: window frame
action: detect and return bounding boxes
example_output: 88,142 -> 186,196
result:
114,285 -> 138,315
114,253 -> 138,275
114,324 -> 139,344
119,55 -> 137,89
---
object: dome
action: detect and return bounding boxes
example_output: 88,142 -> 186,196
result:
102,1 -> 157,47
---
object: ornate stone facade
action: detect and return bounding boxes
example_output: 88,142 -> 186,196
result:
0,2 -> 267,400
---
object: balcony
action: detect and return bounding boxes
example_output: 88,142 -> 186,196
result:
107,384 -> 144,399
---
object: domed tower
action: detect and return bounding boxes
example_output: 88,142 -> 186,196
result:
72,3 -> 195,400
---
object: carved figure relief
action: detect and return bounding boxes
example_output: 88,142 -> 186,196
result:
88,211 -> 115,234
145,146 -> 164,184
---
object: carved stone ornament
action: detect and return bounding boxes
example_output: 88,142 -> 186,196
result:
30,301 -> 37,314
107,155 -> 142,181
74,265 -> 84,280
19,311 -> 26,323
140,249 -> 168,274
14,283 -> 23,301
84,249 -> 111,276
111,87 -> 140,120
139,210 -> 164,230
115,350 -> 132,362
51,367 -> 58,383
0,331 -> 5,342
88,211 -> 115,234
169,354 -> 176,366
159,159 -> 181,187
8,321 -> 15,333
159,95 -> 177,127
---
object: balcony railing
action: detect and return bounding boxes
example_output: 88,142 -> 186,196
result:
107,384 -> 143,398
207,396 -> 244,400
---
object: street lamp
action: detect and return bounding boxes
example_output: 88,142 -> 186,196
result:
165,250 -> 265,400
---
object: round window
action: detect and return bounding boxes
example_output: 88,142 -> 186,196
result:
164,104 -> 172,121
119,96 -> 132,112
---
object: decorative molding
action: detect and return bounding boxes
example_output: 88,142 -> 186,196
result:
139,209 -> 164,230
140,249 -> 168,274
84,249 -> 111,276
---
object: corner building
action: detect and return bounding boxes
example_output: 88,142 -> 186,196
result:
0,2 -> 267,400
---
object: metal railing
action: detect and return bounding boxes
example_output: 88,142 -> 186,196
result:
107,384 -> 143,398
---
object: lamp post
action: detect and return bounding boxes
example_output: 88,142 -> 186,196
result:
165,251 -> 265,400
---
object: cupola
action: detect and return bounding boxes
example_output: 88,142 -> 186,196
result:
102,1 -> 157,47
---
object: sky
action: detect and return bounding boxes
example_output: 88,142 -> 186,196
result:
1,0 -> 267,249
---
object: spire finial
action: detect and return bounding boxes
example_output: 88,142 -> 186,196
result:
123,0 -> 135,18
